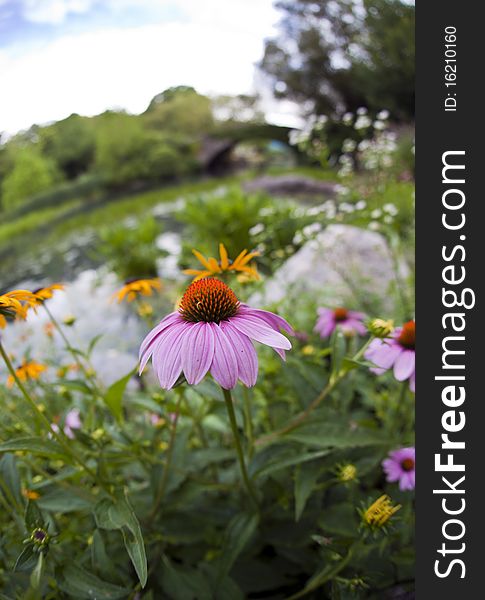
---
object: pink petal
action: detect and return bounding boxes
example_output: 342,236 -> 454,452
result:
382,459 -> 402,482
367,341 -> 402,370
209,323 -> 238,389
341,318 -> 367,335
139,312 -> 181,373
393,349 -> 415,381
399,471 -> 415,491
239,305 -> 294,335
315,318 -> 335,338
152,322 -> 189,389
221,321 -> 258,387
230,315 -> 291,350
181,322 -> 215,385
409,370 -> 415,392
348,310 -> 366,320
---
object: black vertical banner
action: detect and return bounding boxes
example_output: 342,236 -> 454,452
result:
417,1 -> 484,597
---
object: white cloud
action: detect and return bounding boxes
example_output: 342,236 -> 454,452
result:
0,0 -> 292,134
20,0 -> 96,24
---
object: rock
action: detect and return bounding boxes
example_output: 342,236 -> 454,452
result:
243,175 -> 338,198
251,225 -> 408,314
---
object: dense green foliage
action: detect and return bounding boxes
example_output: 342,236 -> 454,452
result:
259,0 -> 415,120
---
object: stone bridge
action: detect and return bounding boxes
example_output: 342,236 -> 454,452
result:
198,123 -> 299,173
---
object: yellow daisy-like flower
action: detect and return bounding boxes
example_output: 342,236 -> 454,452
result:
183,243 -> 260,282
32,284 -> 65,303
0,290 -> 40,327
362,494 -> 401,529
114,278 -> 162,303
7,361 -> 47,388
22,489 -> 40,500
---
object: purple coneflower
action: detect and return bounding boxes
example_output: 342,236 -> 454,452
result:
314,307 -> 366,338
139,278 -> 293,390
365,320 -> 415,391
382,447 -> 415,491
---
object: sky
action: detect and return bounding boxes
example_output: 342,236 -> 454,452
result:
0,0 -> 301,135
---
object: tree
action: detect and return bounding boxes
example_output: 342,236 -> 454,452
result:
40,114 -> 96,179
143,86 -> 214,135
1,147 -> 61,211
259,0 -> 415,120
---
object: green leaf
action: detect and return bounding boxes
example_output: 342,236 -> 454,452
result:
286,422 -> 391,449
0,437 -> 66,458
103,369 -> 136,422
88,333 -> 104,357
0,454 -> 22,507
58,564 -> 129,599
25,501 -> 44,530
215,512 -> 259,585
30,552 -> 44,589
160,556 -> 213,600
37,489 -> 94,513
94,491 -> 147,587
14,545 -> 35,572
294,460 -> 322,522
250,445 -> 331,479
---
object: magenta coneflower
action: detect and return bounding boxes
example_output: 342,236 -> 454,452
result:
365,320 -> 415,391
314,307 -> 366,338
139,278 -> 293,390
382,447 -> 415,491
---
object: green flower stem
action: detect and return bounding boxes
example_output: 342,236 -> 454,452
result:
43,304 -> 102,393
242,386 -> 254,459
0,342 -> 99,485
222,387 -> 259,509
150,392 -> 183,518
256,337 -> 375,447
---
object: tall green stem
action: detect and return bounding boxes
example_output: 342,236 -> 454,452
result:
0,342 -> 99,483
150,392 -> 183,518
222,387 -> 258,509
43,304 -> 101,393
242,387 -> 254,460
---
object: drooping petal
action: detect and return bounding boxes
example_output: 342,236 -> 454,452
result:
382,458 -> 402,482
139,312 -> 181,372
230,315 -> 291,350
152,322 -> 189,389
209,323 -> 238,389
393,349 -> 415,381
239,305 -> 294,335
409,370 -> 416,392
221,321 -> 258,387
181,322 -> 215,385
342,318 -> 367,335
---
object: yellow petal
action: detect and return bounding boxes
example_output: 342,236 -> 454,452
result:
219,243 -> 229,270
192,249 -> 212,270
234,251 -> 260,268
231,249 -> 248,269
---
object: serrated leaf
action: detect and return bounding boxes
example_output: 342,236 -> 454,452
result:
0,437 -> 66,458
94,491 -> 147,587
103,369 -> 135,422
58,564 -> 129,599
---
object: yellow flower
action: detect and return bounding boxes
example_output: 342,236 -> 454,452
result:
0,289 -> 40,326
183,243 -> 260,282
302,344 -> 315,356
22,489 -> 40,500
7,361 -> 47,388
336,463 -> 357,482
362,494 -> 401,528
32,284 -> 65,303
368,318 -> 395,338
114,278 -> 162,303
